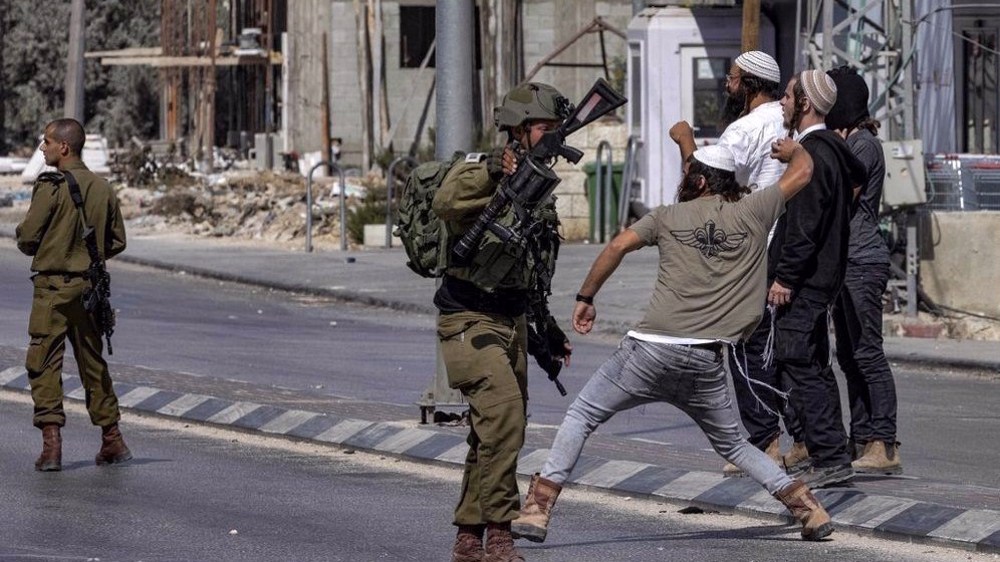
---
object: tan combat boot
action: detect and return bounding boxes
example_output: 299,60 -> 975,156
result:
852,441 -> 902,475
774,480 -> 834,541
451,524 -> 485,562
511,473 -> 562,543
484,522 -> 524,562
35,424 -> 62,472
783,441 -> 811,473
95,423 -> 133,466
723,436 -> 781,477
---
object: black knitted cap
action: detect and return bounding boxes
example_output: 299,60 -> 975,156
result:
825,66 -> 870,131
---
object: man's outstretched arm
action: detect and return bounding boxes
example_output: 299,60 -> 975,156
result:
573,229 -> 645,335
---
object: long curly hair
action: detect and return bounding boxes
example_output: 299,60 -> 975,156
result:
786,76 -> 808,136
679,159 -> 750,203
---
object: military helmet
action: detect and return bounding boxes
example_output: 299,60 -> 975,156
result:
494,83 -> 574,130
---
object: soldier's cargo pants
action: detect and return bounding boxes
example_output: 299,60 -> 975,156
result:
26,273 -> 121,429
437,310 -> 528,525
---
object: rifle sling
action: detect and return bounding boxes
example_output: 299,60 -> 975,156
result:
62,171 -> 103,267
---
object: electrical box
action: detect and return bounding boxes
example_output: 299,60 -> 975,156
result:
882,140 -> 927,208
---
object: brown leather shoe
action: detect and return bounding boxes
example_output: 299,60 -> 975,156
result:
95,423 -> 133,466
852,441 -> 902,475
783,441 -> 811,473
511,473 -> 562,543
775,480 -> 834,541
484,522 -> 524,562
35,424 -> 62,472
451,524 -> 484,562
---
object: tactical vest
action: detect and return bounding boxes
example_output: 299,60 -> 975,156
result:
447,197 -> 560,294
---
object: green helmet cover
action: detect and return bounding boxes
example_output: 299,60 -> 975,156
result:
493,83 -> 574,130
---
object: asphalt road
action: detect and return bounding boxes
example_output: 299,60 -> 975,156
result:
0,393 -> 988,562
0,242 -> 997,501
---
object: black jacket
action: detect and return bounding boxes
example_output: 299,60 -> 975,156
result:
768,129 -> 866,299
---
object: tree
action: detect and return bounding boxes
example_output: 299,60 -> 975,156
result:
0,0 -> 160,151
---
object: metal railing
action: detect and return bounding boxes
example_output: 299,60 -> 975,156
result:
924,154 -> 1000,211
385,156 -> 419,248
305,161 -> 348,252
592,140 -> 615,243
619,135 -> 642,228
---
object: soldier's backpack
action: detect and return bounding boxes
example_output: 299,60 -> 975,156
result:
394,152 -> 466,277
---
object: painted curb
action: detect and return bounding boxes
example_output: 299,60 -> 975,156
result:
2,365 -> 997,553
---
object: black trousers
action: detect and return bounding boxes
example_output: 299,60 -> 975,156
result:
832,262 -> 898,444
774,289 -> 852,468
730,304 -> 802,449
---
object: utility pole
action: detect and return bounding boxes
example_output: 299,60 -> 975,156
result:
64,0 -> 85,122
741,0 -> 760,52
435,0 -> 475,158
419,0 -> 477,422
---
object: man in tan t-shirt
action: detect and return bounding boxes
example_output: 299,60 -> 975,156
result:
512,141 -> 837,546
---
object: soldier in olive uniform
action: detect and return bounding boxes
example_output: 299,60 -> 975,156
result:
16,118 -> 131,472
435,83 -> 574,562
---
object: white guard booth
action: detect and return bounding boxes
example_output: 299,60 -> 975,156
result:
627,6 -> 776,208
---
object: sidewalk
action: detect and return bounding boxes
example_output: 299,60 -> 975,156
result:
116,233 -> 1000,374
2,229 -> 999,552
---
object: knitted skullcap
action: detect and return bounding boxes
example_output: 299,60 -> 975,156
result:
692,145 -> 736,173
798,69 -> 838,115
735,51 -> 781,84
825,66 -> 870,131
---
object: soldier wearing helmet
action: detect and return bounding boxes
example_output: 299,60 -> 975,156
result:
432,82 -> 573,562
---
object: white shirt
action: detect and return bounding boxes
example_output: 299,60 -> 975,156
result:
716,101 -> 788,191
794,123 -> 827,141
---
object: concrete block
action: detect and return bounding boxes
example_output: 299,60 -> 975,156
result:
364,223 -> 398,247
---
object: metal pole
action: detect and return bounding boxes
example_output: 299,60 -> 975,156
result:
64,0 -> 85,122
906,211 -> 918,317
386,156 -> 419,248
305,161 -> 347,252
619,135 -> 641,230
594,141 -> 612,243
435,0 -> 475,158
422,0 -> 477,420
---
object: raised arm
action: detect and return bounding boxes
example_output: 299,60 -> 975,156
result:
770,138 -> 813,201
573,229 -> 645,335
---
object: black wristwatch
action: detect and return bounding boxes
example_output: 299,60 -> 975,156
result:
575,293 -> 594,305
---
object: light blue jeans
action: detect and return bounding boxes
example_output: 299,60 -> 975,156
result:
541,336 -> 794,494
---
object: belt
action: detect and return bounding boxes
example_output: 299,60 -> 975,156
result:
35,272 -> 87,282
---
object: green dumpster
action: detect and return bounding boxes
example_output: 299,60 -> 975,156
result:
583,161 -> 624,243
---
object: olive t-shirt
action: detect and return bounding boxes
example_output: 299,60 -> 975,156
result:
629,184 -> 785,343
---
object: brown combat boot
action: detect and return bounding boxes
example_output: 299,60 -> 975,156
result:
775,480 -> 834,541
511,473 -> 562,543
783,441 -> 811,473
95,423 -> 133,466
451,524 -> 485,562
484,522 -> 524,562
723,436 -> 781,477
852,441 -> 902,475
34,424 -> 62,472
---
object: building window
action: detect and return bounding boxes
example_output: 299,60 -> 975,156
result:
691,57 -> 729,138
399,6 -> 481,69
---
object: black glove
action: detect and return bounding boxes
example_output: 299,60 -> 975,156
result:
527,319 -> 568,396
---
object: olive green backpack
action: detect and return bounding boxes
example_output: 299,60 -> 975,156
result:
394,153 -> 465,278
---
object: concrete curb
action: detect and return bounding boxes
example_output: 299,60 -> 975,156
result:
3,365 -> 997,553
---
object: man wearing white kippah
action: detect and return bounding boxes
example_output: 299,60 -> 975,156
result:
512,142 -> 839,546
765,69 -> 868,489
670,50 -> 786,190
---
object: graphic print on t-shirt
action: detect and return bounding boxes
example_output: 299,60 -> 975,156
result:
670,220 -> 748,259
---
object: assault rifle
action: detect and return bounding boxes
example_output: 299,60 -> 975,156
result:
62,172 -> 117,355
451,78 -> 628,263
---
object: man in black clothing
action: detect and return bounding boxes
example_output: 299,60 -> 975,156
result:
770,69 -> 866,488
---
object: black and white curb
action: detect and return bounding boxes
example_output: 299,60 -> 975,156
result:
2,365 -> 998,553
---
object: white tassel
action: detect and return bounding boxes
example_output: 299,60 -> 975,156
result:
730,338 -> 789,418
761,304 -> 776,370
